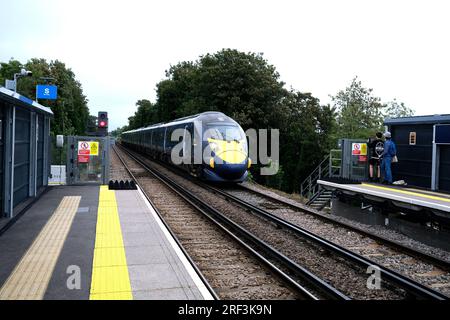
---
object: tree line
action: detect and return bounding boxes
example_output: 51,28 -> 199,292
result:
113,49 -> 413,192
0,52 -> 413,193
0,58 -> 90,137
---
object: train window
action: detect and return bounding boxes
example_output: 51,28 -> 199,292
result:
409,132 -> 416,145
205,125 -> 244,141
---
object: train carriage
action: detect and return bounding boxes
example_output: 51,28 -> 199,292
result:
121,112 -> 250,182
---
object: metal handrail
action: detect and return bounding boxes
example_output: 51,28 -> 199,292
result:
300,154 -> 330,199
300,149 -> 342,200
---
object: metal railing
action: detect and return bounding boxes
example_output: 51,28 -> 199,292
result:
300,149 -> 342,201
329,149 -> 342,177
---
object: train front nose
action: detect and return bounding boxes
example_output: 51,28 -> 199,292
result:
207,138 -> 249,181
213,155 -> 248,180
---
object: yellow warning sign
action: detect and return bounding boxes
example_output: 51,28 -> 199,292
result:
90,142 -> 99,156
352,143 -> 367,156
360,143 -> 367,156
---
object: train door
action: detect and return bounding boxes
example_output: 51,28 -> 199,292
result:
182,125 -> 187,160
185,123 -> 194,164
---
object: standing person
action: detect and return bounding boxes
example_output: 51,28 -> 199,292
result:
368,132 -> 384,182
381,131 -> 396,184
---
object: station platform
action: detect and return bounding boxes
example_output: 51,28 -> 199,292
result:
0,185 -> 213,300
318,179 -> 450,215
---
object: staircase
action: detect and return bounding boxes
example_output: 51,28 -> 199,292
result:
300,149 -> 341,210
307,189 -> 333,211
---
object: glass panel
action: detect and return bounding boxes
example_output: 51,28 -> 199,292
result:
205,125 -> 244,141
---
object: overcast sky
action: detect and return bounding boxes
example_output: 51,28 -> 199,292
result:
1,0 -> 449,130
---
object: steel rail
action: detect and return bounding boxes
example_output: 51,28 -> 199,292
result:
237,184 -> 450,271
119,144 -> 448,299
197,182 -> 449,300
121,143 -> 450,271
115,144 -> 350,300
112,145 -> 220,300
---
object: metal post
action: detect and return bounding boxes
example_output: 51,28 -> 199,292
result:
431,125 -> 438,190
9,107 -> 16,217
13,74 -> 18,93
66,136 -> 73,185
42,116 -> 49,186
29,112 -> 35,197
34,113 -> 38,195
3,104 -> 12,217
308,175 -> 312,199
329,153 -> 332,177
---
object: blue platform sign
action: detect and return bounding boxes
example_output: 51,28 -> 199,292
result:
36,85 -> 57,100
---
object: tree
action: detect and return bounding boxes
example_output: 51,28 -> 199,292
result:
127,99 -> 157,129
275,91 -> 336,191
110,125 -> 128,137
0,58 -> 90,136
383,99 -> 415,119
0,59 -> 23,84
154,49 -> 286,130
123,49 -> 336,192
331,77 -> 384,139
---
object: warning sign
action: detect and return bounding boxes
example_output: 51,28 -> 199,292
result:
352,143 -> 367,156
90,142 -> 99,156
77,141 -> 99,156
78,141 -> 90,155
78,155 -> 89,163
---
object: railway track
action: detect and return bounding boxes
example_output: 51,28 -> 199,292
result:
115,144 -> 449,300
233,183 -> 450,267
112,145 -> 348,300
215,185 -> 450,294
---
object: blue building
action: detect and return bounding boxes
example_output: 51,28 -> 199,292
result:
0,86 -> 53,221
385,114 -> 450,192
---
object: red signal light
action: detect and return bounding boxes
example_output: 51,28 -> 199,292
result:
99,121 -> 106,127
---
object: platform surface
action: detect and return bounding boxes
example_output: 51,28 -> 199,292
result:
0,185 -> 211,300
318,180 -> 450,213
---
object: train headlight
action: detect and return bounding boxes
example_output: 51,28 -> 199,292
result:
209,158 -> 215,168
210,142 -> 219,153
247,158 -> 252,168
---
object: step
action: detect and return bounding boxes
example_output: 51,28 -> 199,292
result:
312,201 -> 329,206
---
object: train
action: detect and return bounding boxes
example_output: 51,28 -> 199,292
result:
121,112 -> 250,182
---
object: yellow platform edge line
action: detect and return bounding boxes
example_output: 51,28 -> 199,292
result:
89,186 -> 132,300
0,196 -> 81,300
361,183 -> 450,203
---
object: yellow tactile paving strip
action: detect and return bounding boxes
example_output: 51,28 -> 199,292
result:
0,196 -> 81,300
89,186 -> 132,300
362,183 -> 450,203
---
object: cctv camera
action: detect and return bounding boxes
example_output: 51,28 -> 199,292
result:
20,68 -> 32,77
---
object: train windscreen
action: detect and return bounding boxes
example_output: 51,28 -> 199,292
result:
204,125 -> 244,142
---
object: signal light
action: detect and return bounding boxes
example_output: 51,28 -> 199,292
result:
97,111 -> 108,129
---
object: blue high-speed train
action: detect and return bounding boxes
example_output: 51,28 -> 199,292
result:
121,112 -> 250,182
